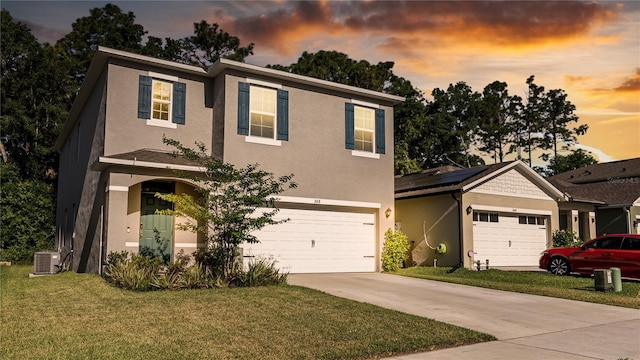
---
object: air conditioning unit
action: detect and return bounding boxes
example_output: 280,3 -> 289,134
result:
33,252 -> 60,275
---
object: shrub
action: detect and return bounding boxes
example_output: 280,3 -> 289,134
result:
552,229 -> 582,248
381,229 -> 410,272
234,258 -> 288,287
104,252 -> 162,291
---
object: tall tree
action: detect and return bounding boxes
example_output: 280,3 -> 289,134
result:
181,20 -> 254,68
55,3 -> 147,87
425,82 -> 484,168
476,81 -> 522,163
515,75 -> 546,166
538,88 -> 588,162
1,10 -> 71,180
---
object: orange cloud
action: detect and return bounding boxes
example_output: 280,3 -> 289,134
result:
224,1 -> 622,57
614,68 -> 640,92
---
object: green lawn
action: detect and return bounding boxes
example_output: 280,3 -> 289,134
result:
394,266 -> 640,309
0,265 -> 493,360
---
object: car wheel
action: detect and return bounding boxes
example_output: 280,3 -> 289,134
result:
548,257 -> 570,276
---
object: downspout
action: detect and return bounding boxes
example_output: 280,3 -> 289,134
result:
99,204 -> 104,276
451,192 -> 464,266
626,207 -> 631,233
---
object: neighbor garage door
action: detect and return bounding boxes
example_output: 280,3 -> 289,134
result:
472,212 -> 547,266
242,208 -> 376,273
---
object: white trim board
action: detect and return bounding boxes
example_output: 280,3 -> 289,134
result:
98,156 -> 205,172
271,196 -> 381,209
470,204 -> 552,216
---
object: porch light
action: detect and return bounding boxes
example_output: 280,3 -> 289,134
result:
466,206 -> 473,215
385,207 -> 392,218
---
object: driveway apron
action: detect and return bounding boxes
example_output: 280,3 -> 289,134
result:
288,273 -> 640,360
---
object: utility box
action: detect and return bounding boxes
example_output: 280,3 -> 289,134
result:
594,269 -> 613,292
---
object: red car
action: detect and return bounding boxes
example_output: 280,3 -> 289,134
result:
539,234 -> 640,279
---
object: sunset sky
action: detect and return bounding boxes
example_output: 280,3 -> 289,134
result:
4,0 -> 639,164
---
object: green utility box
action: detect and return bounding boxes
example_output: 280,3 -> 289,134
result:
594,269 -> 613,292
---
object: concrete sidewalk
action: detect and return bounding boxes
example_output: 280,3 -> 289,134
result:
288,273 -> 640,360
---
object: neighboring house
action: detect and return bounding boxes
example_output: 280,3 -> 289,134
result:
395,160 -> 564,268
54,47 -> 403,274
548,158 -> 640,238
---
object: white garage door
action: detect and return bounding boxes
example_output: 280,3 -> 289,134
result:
243,208 -> 376,273
473,212 -> 547,266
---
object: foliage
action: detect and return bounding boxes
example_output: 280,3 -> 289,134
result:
1,10 -> 71,181
552,229 -> 583,248
476,81 -> 522,163
234,258 -> 289,287
0,163 -> 55,263
103,253 -> 163,291
55,3 -> 146,87
182,20 -> 255,68
156,138 -> 296,280
536,149 -> 598,177
423,82 -> 485,169
381,229 -> 410,272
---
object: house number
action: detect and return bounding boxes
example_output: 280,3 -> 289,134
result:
314,199 -> 321,204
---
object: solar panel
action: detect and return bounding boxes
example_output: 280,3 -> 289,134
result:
395,165 -> 488,192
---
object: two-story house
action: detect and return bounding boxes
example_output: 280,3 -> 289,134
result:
54,47 -> 403,274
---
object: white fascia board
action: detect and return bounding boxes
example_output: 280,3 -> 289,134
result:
270,195 -> 381,209
98,156 -> 205,172
462,160 -> 565,200
470,204 -> 552,216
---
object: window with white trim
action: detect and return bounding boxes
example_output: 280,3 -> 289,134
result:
354,106 -> 375,152
152,80 -> 172,121
249,86 -> 276,139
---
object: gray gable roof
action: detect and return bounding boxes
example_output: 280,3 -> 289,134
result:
395,160 -> 564,200
548,158 -> 640,206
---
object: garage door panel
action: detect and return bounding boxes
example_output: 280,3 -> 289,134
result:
243,208 -> 375,273
473,212 -> 547,267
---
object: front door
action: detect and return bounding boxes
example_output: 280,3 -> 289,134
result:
140,182 -> 174,263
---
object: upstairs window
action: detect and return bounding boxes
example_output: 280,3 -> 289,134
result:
345,102 -> 385,157
152,80 -> 172,121
138,74 -> 186,128
354,106 -> 375,152
250,86 -> 276,138
237,81 -> 288,145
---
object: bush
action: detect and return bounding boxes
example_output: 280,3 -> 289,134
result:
234,258 -> 288,287
552,229 -> 582,248
0,164 -> 55,263
104,253 -> 162,291
381,229 -> 409,272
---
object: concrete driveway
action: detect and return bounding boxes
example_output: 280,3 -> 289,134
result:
288,273 -> 640,360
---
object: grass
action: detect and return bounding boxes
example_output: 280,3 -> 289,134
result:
0,265 -> 494,360
394,266 -> 640,309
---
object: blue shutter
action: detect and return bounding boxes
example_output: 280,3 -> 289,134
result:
237,82 -> 250,135
375,108 -> 385,154
345,103 -> 355,150
172,82 -> 186,125
277,89 -> 289,141
138,75 -> 152,119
